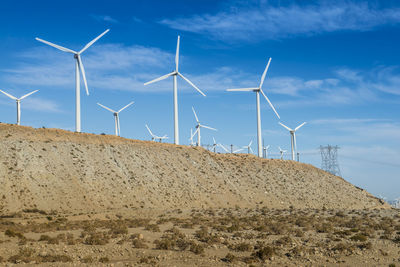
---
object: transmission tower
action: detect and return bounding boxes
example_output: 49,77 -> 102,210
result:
320,145 -> 341,176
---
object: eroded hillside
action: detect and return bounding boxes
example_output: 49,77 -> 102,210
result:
0,124 -> 388,215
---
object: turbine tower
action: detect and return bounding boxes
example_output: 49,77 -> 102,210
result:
97,101 -> 134,136
36,29 -> 109,132
279,122 -> 306,160
144,36 -> 206,145
227,58 -> 280,157
191,107 -> 217,147
145,124 -> 168,142
0,89 -> 38,125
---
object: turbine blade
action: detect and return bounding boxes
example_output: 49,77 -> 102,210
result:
266,145 -> 270,149
191,127 -> 199,139
0,89 -> 17,100
175,36 -> 180,71
218,144 -> 229,152
250,147 -> 254,153
259,57 -> 272,88
233,148 -> 244,153
97,103 -> 116,113
226,87 -> 258,92
79,29 -> 110,54
145,124 -> 154,137
213,137 -> 216,144
118,101 -> 134,113
20,90 -> 39,100
295,122 -> 307,131
201,125 -> 217,131
249,140 -> 252,147
77,55 -> 89,95
279,122 -> 292,131
178,73 -> 206,96
144,72 -> 175,86
192,106 -> 199,123
260,89 -> 280,119
35,38 -> 77,53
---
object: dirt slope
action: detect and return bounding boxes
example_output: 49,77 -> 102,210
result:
0,124 -> 388,215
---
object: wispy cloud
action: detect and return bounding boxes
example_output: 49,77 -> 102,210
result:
90,14 -> 119,24
160,2 -> 400,42
2,44 -> 400,107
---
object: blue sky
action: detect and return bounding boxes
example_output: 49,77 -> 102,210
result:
0,0 -> 399,199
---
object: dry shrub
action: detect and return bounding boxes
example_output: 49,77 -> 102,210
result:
229,242 -> 253,252
189,242 -> 205,255
132,238 -> 148,249
99,257 -> 109,263
81,256 -> 94,263
83,231 -> 109,245
145,224 -> 160,232
252,245 -> 276,261
221,253 -> 236,263
350,233 -> 368,242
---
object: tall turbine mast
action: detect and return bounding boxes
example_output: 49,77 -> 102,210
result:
36,29 -> 109,132
144,36 -> 206,145
227,58 -> 280,157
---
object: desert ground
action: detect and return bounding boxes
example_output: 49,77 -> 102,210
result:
0,124 -> 398,266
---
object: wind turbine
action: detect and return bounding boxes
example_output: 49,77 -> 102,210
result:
227,58 -> 280,158
263,145 -> 270,158
144,36 -> 206,145
145,124 -> 168,142
0,89 -> 38,125
36,29 -> 109,132
279,122 -> 306,161
243,140 -> 254,154
212,137 -> 218,153
278,147 -> 287,160
97,101 -> 134,136
192,107 -> 217,147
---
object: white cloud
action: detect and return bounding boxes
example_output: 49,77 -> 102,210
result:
160,2 -> 400,42
90,15 -> 119,24
2,43 -> 400,106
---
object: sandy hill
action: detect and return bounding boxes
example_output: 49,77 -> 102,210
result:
0,124 -> 388,215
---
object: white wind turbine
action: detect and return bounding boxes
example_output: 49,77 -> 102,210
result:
192,107 -> 217,147
263,145 -> 270,158
279,122 -> 306,161
278,146 -> 287,160
212,137 -> 218,153
144,36 -> 206,145
146,124 -> 168,142
36,29 -> 109,132
97,101 -> 134,136
243,140 -> 254,154
227,58 -> 280,158
0,89 -> 38,125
